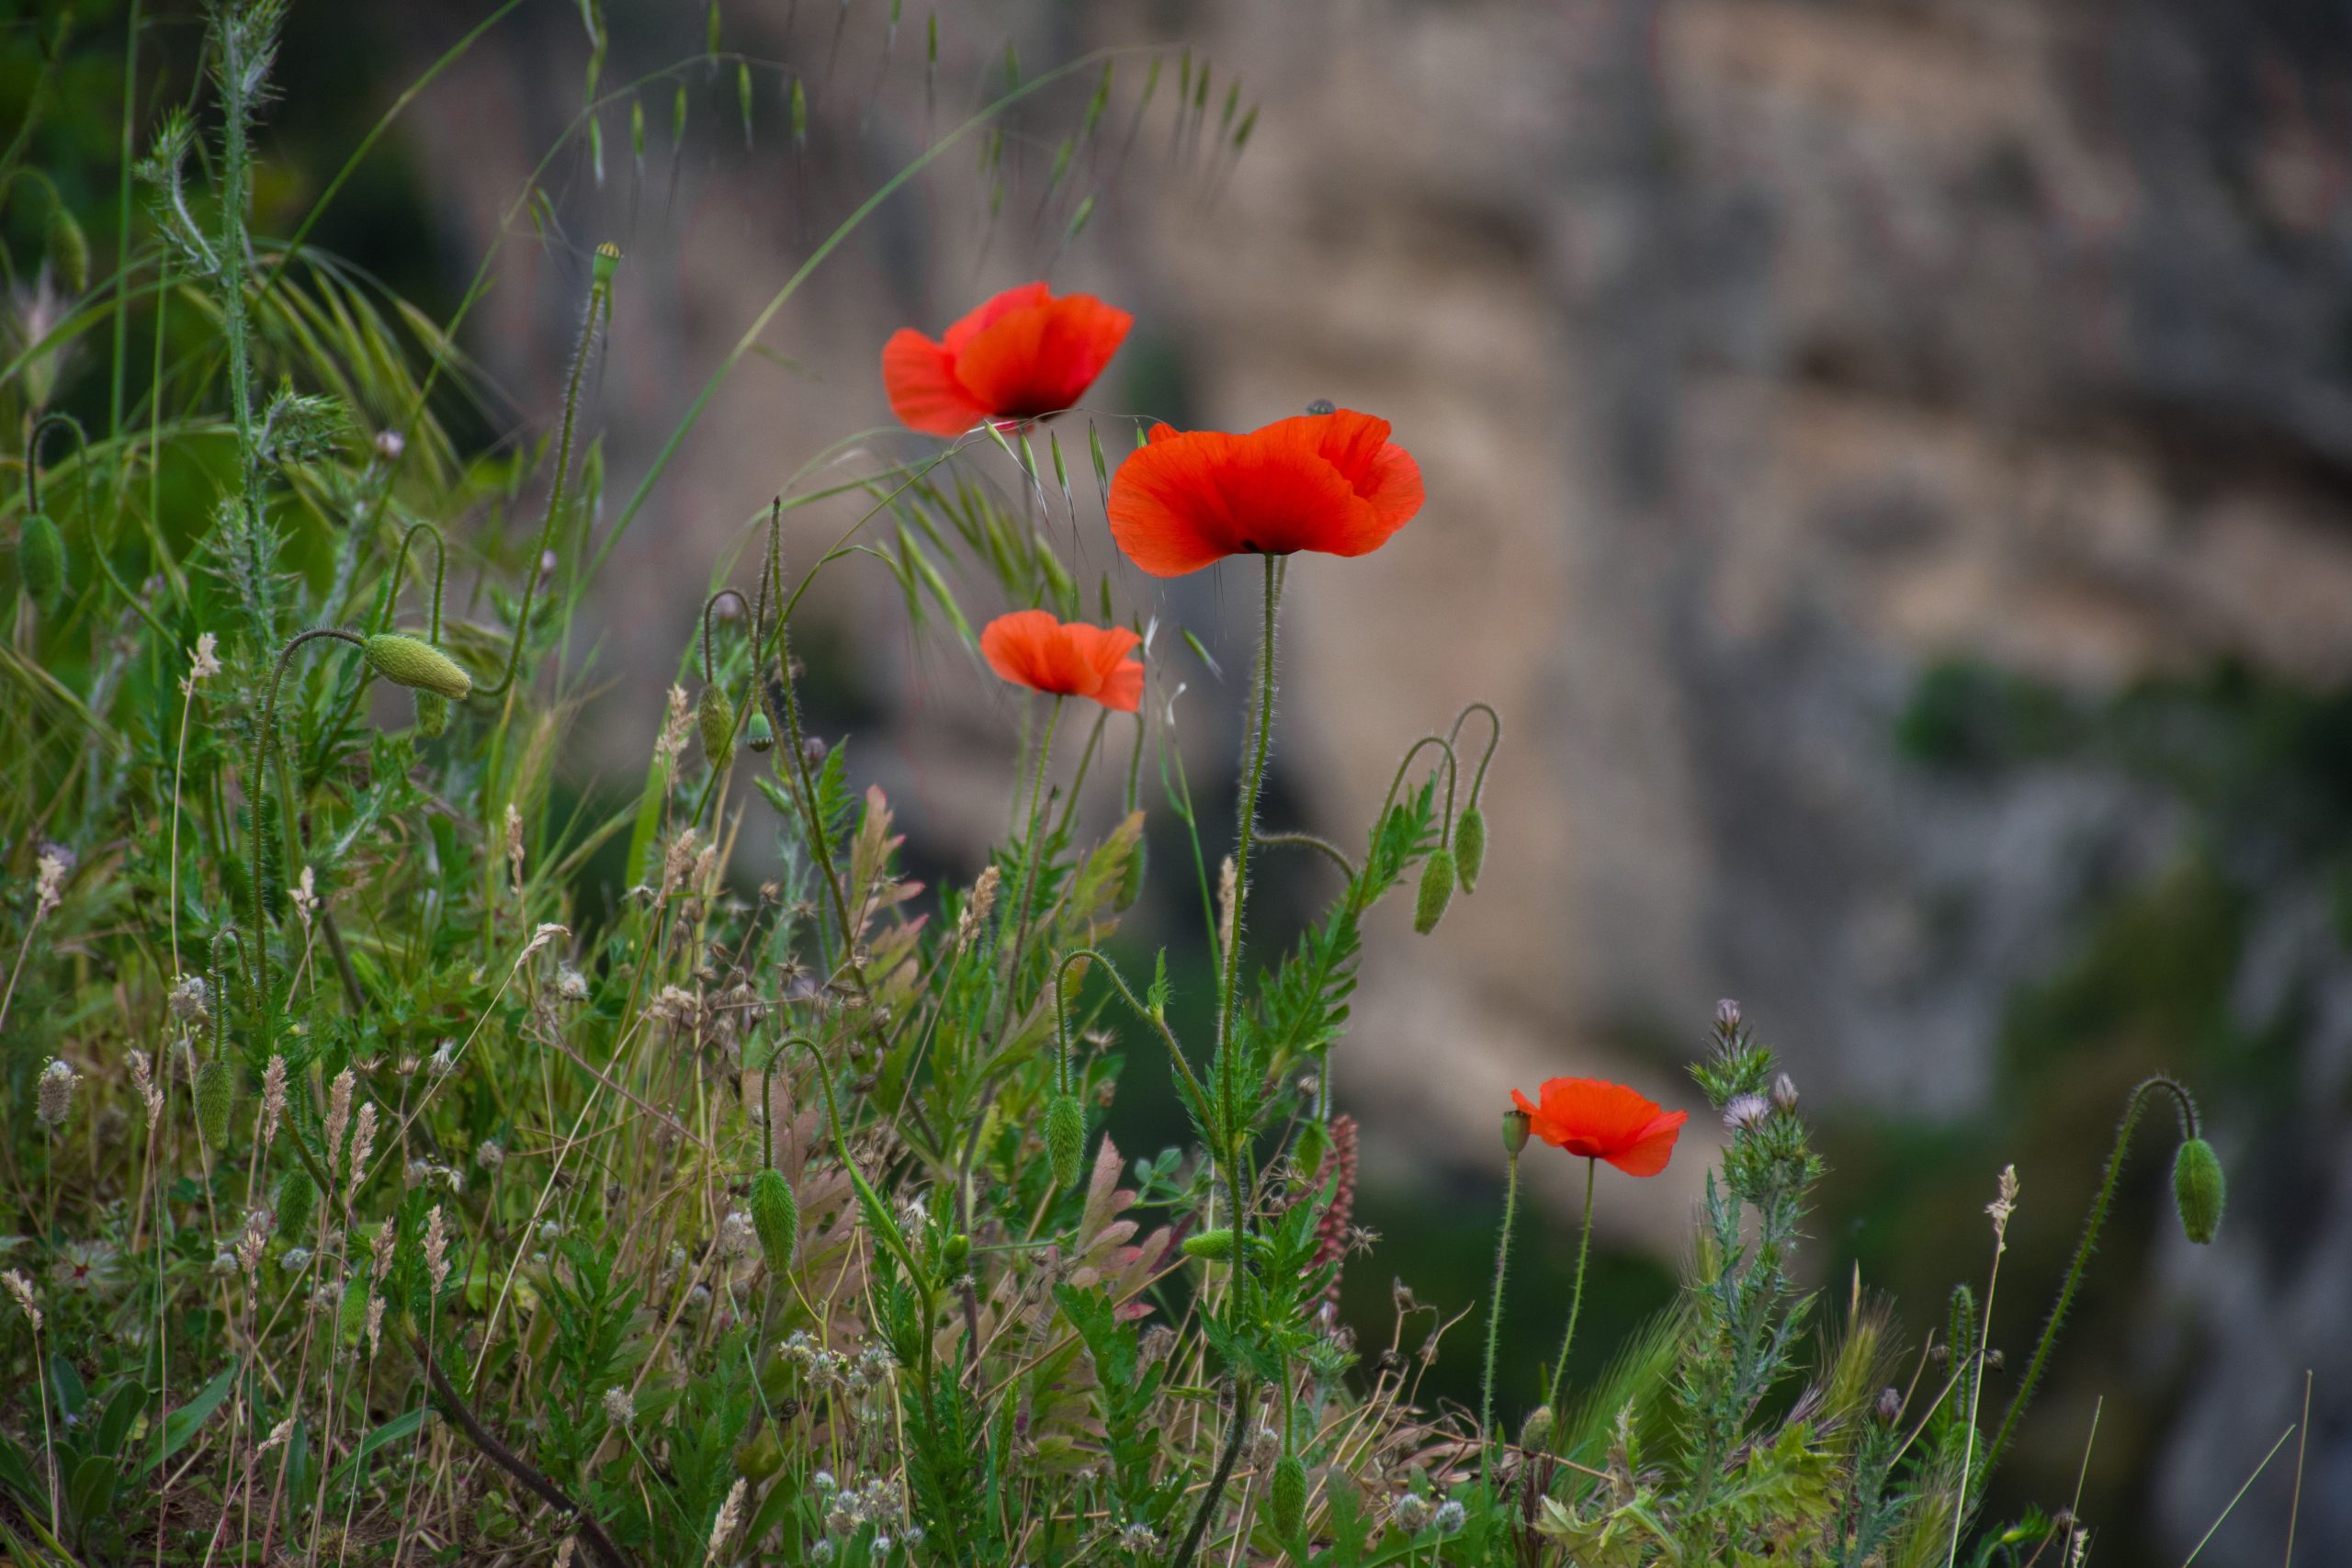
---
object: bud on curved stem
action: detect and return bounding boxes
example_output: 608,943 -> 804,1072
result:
1981,1074 -> 2213,1486
1447,701 -> 1502,892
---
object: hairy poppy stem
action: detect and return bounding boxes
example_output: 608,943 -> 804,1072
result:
250,628 -> 368,1019
1480,1145 -> 1521,1450
995,695 -> 1063,1043
1979,1074 -> 2201,1488
1544,1156 -> 1598,1431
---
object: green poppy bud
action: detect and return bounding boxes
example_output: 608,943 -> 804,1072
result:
747,1167 -> 798,1277
277,1165 -> 317,1243
44,205 -> 87,296
1114,835 -> 1147,910
1413,847 -> 1456,934
943,1233 -> 971,1272
1269,1454 -> 1306,1537
744,709 -> 775,753
364,634 -> 471,700
19,513 -> 65,608
2172,1136 -> 2224,1245
1519,1404 -> 1554,1451
196,1060 -> 236,1148
413,689 -> 449,738
1453,805 -> 1487,894
1046,1093 -> 1086,1189
1181,1228 -> 1234,1261
698,684 -> 733,770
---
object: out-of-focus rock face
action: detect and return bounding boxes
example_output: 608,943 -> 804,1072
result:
399,0 -> 2352,1555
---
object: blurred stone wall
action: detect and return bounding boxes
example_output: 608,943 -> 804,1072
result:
394,0 -> 2352,1557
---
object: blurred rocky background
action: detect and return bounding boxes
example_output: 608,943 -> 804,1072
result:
22,0 -> 2352,1557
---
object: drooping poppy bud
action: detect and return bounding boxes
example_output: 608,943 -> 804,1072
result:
45,206 -> 87,296
1046,1093 -> 1086,1188
413,690 -> 449,738
364,634 -> 471,700
1269,1454 -> 1306,1537
1182,1228 -> 1235,1261
698,684 -> 733,770
196,1059 -> 236,1148
2172,1136 -> 2224,1245
748,1168 -> 798,1276
1413,847 -> 1456,934
1453,805 -> 1487,893
745,709 -> 775,753
277,1165 -> 317,1243
18,513 -> 65,608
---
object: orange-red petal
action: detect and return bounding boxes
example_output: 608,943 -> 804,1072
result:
883,329 -> 989,437
979,611 -> 1143,712
1105,409 -> 1424,578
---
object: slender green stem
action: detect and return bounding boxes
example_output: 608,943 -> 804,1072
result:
1480,1147 -> 1521,1449
248,629 -> 366,1020
994,695 -> 1063,1041
1544,1156 -> 1598,1426
1980,1074 -> 2200,1483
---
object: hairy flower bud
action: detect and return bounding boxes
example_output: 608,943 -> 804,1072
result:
195,1060 -> 235,1148
748,1167 -> 798,1276
698,684 -> 733,770
2172,1136 -> 2224,1245
1182,1228 -> 1235,1261
1046,1093 -> 1086,1188
1453,805 -> 1487,893
363,634 -> 471,700
1269,1454 -> 1306,1537
1771,1072 -> 1800,1114
1519,1405 -> 1553,1451
413,689 -> 448,738
18,513 -> 65,609
1714,998 -> 1742,1032
1412,847 -> 1456,934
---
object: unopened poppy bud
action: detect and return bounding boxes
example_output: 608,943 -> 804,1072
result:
1771,1073 -> 1799,1114
1502,1107 -> 1531,1156
745,710 -> 775,753
413,690 -> 448,738
1412,848 -> 1456,934
698,684 -> 733,770
943,1233 -> 971,1271
1519,1405 -> 1553,1450
1875,1386 -> 1903,1425
2172,1136 -> 2224,1245
196,1060 -> 236,1147
1046,1093 -> 1086,1188
45,205 -> 88,295
1182,1228 -> 1235,1261
19,513 -> 66,608
364,634 -> 471,700
1453,805 -> 1487,893
1269,1454 -> 1306,1537
278,1165 -> 317,1243
747,1168 -> 798,1276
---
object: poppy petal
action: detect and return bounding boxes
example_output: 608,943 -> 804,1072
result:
942,282 -> 1052,356
954,295 -> 1133,421
1603,1111 -> 1689,1178
883,329 -> 988,437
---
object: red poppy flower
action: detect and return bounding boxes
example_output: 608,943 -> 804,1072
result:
1104,409 -> 1424,578
883,283 -> 1134,436
980,610 -> 1144,713
1509,1077 -> 1688,1178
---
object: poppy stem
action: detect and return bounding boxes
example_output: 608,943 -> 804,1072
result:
1479,1145 -> 1521,1452
996,695 -> 1064,1043
1544,1156 -> 1598,1433
1216,553 -> 1281,1124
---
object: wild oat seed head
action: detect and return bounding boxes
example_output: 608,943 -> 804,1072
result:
1986,1164 -> 2019,1248
260,1055 -> 288,1146
3,1270 -> 40,1330
33,849 -> 68,919
325,1068 -> 355,1164
187,631 -> 221,682
348,1102 -> 379,1190
424,1204 -> 449,1291
130,1049 -> 163,1124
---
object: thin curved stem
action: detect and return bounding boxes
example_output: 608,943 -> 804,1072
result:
1544,1156 -> 1598,1428
1448,700 -> 1503,805
1980,1074 -> 2200,1483
374,521 -> 449,638
1373,734 -> 1460,850
473,257 -> 612,700
1256,831 -> 1358,885
701,588 -> 752,684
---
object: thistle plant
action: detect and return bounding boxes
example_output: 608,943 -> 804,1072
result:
0,5 -> 2236,1566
